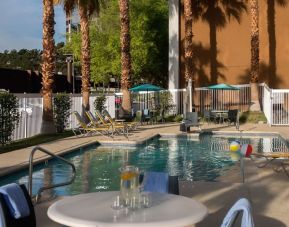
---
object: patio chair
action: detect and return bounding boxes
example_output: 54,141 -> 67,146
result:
72,111 -> 112,137
227,109 -> 239,129
0,184 -> 36,227
221,198 -> 254,227
203,109 -> 212,124
94,110 -> 129,138
142,109 -> 151,124
180,112 -> 201,132
140,172 -> 179,195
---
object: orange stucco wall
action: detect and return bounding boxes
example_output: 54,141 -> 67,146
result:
180,1 -> 289,89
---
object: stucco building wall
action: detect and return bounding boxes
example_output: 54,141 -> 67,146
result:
178,1 -> 289,89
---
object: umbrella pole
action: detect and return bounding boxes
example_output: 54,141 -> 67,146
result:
147,90 -> 148,109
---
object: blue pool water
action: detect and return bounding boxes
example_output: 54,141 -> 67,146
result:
0,134 -> 288,196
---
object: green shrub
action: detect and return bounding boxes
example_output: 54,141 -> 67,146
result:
239,111 -> 267,124
53,93 -> 72,133
164,115 -> 175,122
174,114 -> 183,122
0,92 -> 20,145
94,94 -> 107,113
157,91 -> 174,116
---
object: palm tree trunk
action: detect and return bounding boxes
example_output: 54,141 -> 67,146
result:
41,0 -> 56,133
79,5 -> 91,115
119,0 -> 132,113
250,0 -> 261,111
184,0 -> 194,110
184,0 -> 194,82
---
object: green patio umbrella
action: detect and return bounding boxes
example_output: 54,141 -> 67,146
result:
129,84 -> 164,109
206,83 -> 240,90
129,83 -> 164,92
206,83 -> 240,110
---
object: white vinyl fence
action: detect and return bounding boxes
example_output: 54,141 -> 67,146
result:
261,83 -> 272,125
10,83 -> 289,142
271,90 -> 289,125
12,94 -> 115,141
261,83 -> 289,126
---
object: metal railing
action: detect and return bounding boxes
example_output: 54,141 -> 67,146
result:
194,84 -> 251,114
28,146 -> 76,203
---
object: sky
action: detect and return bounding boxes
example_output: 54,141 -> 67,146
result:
0,0 -> 66,52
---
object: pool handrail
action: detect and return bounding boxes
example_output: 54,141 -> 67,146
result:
28,146 -> 76,203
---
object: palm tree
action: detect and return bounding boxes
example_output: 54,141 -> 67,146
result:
184,0 -> 194,110
184,0 -> 194,83
41,0 -> 56,132
54,0 -> 101,115
249,0 -> 261,111
119,0 -> 132,113
193,0 -> 246,84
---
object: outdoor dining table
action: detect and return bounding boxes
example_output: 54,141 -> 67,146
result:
211,110 -> 229,123
47,191 -> 208,227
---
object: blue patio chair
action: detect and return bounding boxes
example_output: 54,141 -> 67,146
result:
140,171 -> 179,195
0,184 -> 36,227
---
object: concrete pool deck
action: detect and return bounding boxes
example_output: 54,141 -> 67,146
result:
1,122 -> 289,226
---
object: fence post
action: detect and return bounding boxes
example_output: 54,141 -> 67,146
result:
270,89 -> 273,126
24,93 -> 27,139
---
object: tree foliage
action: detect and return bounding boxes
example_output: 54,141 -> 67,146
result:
0,43 -> 66,74
64,0 -> 168,87
93,94 -> 107,113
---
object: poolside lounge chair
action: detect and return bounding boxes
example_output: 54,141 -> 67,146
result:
0,184 -> 36,227
180,112 -> 201,132
102,109 -> 138,131
250,151 -> 289,168
72,111 -> 112,137
94,110 -> 129,138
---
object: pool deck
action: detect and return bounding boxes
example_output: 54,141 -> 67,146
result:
1,122 -> 289,226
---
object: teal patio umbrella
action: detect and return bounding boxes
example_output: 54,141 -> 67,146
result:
206,83 -> 240,110
207,83 -> 240,90
129,84 -> 163,109
129,83 -> 164,92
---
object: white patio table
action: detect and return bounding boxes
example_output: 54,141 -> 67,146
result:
47,191 -> 208,227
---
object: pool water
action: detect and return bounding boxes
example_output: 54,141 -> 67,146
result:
0,134 -> 288,196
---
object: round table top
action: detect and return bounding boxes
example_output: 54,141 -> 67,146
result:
48,191 -> 208,227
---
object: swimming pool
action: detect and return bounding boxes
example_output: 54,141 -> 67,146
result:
0,134 -> 288,196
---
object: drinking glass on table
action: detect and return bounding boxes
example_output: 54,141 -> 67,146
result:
119,165 -> 140,206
